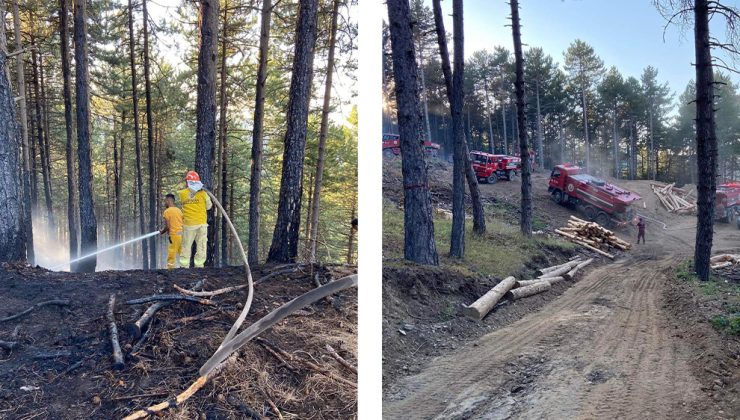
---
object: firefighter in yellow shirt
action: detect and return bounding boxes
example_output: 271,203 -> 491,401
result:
178,171 -> 212,268
159,193 -> 183,269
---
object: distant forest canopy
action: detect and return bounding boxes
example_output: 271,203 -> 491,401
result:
5,0 -> 357,270
381,0 -> 739,186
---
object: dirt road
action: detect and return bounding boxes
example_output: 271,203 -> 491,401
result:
384,213 -> 738,419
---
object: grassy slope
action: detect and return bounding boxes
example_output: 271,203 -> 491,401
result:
383,199 -> 575,279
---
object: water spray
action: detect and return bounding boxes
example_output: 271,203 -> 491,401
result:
50,231 -> 161,271
636,212 -> 669,230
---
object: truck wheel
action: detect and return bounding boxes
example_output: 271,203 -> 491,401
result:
596,212 -> 610,227
507,170 -> 514,181
383,149 -> 394,158
553,190 -> 564,204
487,174 -> 498,184
584,206 -> 596,221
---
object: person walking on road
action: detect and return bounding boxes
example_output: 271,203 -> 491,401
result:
160,193 -> 183,269
178,171 -> 212,268
637,216 -> 646,244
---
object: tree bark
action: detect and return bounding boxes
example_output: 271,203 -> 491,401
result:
308,0 -> 340,263
59,0 -> 76,268
431,0 -> 485,241
142,0 -> 157,268
506,281 -> 550,300
218,0 -> 229,268
74,0 -> 97,272
346,202 -> 356,264
535,80 -> 544,170
266,0 -> 319,263
194,0 -> 219,266
30,45 -> 54,229
0,51 -> 26,262
387,0 -> 438,265
612,103 -> 619,178
248,0 -> 271,264
128,0 -> 148,268
582,87 -> 590,171
510,0 -> 532,236
462,276 -> 516,320
11,0 -> 32,264
692,0 -> 717,281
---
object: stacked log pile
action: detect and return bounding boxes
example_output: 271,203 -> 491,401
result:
710,254 -> 740,270
463,258 -> 594,320
651,182 -> 696,214
554,216 -> 631,259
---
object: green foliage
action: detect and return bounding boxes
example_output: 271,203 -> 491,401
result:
710,315 -> 740,336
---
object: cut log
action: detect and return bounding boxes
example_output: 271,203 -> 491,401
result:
125,294 -> 214,306
539,258 -> 581,274
462,276 -> 517,321
711,261 -> 733,269
107,294 -> 125,370
572,239 -> 614,259
539,260 -> 582,278
545,276 -> 565,285
565,258 -> 594,280
126,302 -> 169,339
506,281 -> 551,300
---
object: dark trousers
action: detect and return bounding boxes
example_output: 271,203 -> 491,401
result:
637,231 -> 645,244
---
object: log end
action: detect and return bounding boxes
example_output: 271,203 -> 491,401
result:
112,360 -> 125,371
461,305 -> 483,321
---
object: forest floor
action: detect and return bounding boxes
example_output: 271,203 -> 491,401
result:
0,264 -> 357,419
382,157 -> 740,419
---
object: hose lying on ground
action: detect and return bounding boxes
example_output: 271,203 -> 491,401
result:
122,189 -> 357,419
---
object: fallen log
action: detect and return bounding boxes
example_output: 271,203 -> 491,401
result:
0,299 -> 71,323
546,276 -> 566,285
539,260 -> 582,279
710,254 -> 740,263
570,238 -> 614,259
711,261 -> 733,269
506,281 -> 551,300
539,258 -> 581,275
126,302 -> 168,339
33,350 -> 72,360
462,276 -> 517,321
518,277 -> 564,287
173,283 -> 248,298
125,294 -> 214,306
107,294 -> 125,370
565,258 -> 594,280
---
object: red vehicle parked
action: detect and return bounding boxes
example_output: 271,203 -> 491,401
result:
716,182 -> 740,225
548,164 -> 641,227
382,133 -> 440,158
470,151 -> 520,183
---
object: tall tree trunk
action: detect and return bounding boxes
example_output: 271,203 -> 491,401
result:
38,50 -> 53,209
501,102 -> 507,154
248,0 -> 271,264
194,0 -> 219,267
386,0 -> 438,265
308,0 -> 340,263
0,52 -> 26,261
581,87 -> 590,171
612,102 -> 619,178
74,0 -> 97,273
559,118 -> 565,163
30,45 -> 54,229
629,118 -> 636,180
417,38 -> 432,143
535,80 -> 543,171
485,82 -> 494,153
12,0 -> 33,264
113,118 -> 121,251
510,0 -> 532,236
431,0 -> 485,239
128,0 -> 148,268
648,107 -> 654,180
218,0 -> 229,267
266,0 -> 319,263
692,0 -> 717,282
142,0 -> 157,268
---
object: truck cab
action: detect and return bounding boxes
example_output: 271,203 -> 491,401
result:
470,151 -> 518,183
715,182 -> 740,223
382,133 -> 440,158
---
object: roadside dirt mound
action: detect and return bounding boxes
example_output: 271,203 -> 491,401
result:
383,254 -> 593,395
0,264 -> 357,419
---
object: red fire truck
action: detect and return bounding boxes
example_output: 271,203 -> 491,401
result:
548,164 -> 641,227
470,151 -> 521,183
716,182 -> 740,225
382,133 -> 440,158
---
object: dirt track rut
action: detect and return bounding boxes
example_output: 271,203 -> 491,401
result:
384,254 -> 705,419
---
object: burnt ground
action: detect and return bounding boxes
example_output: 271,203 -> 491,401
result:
0,264 -> 357,419
383,157 -> 739,418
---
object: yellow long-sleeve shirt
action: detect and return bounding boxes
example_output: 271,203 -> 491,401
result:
178,188 -> 212,226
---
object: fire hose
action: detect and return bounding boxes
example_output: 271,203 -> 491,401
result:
122,189 -> 357,419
